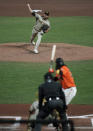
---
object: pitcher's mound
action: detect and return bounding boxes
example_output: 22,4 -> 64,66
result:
0,43 -> 93,62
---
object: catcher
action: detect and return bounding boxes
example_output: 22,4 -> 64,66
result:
27,100 -> 39,131
27,3 -> 50,54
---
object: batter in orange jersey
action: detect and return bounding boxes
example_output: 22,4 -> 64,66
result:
56,65 -> 76,89
55,58 -> 77,105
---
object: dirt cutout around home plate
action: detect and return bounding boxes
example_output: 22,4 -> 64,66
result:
0,104 -> 93,131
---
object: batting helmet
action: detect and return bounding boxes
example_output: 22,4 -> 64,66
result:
56,58 -> 65,69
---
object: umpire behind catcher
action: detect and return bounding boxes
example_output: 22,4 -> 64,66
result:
34,72 -> 69,131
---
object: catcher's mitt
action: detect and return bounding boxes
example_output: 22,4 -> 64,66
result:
41,24 -> 49,33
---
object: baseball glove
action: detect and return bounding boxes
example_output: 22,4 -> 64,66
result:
41,24 -> 49,33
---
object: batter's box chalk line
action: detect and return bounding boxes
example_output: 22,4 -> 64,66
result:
68,114 -> 93,127
0,116 -> 22,128
68,114 -> 93,119
0,114 -> 93,128
75,126 -> 93,129
91,118 -> 93,126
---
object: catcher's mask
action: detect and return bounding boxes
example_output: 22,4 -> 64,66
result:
44,72 -> 53,82
56,58 -> 65,69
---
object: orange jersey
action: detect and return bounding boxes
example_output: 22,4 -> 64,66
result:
56,66 -> 76,89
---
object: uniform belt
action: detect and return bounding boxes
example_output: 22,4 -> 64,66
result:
49,97 -> 60,101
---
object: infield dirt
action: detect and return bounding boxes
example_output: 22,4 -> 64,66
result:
0,43 -> 93,62
0,0 -> 93,17
0,104 -> 93,131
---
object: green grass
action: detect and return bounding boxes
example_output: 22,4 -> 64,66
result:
0,60 -> 93,104
67,60 -> 93,104
0,16 -> 93,105
0,62 -> 48,104
50,16 -> 93,46
0,16 -> 93,46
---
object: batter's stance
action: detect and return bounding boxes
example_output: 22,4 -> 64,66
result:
27,3 -> 50,54
54,58 -> 77,105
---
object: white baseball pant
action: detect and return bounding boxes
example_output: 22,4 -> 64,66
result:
34,31 -> 43,50
63,87 -> 77,105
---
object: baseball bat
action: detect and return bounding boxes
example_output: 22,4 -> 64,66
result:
49,45 -> 56,72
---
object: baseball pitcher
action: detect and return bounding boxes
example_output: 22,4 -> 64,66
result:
27,3 -> 50,54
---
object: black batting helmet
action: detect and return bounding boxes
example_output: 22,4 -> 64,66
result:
56,58 -> 65,69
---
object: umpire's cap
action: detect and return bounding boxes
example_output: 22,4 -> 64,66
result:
44,11 -> 50,16
56,58 -> 65,69
44,72 -> 53,81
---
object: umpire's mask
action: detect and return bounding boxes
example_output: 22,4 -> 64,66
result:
56,58 -> 65,70
44,72 -> 53,82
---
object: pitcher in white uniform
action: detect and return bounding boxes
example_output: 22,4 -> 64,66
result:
27,3 -> 50,54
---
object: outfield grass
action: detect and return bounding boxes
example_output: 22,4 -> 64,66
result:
0,16 -> 93,46
0,60 -> 93,104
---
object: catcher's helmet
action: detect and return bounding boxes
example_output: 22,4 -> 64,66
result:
56,58 -> 65,69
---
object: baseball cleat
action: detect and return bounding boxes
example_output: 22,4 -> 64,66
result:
31,41 -> 35,45
33,49 -> 39,54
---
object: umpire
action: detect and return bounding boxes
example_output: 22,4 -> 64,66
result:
34,72 -> 69,131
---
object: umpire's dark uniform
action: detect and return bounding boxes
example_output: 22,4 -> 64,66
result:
34,72 -> 69,131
